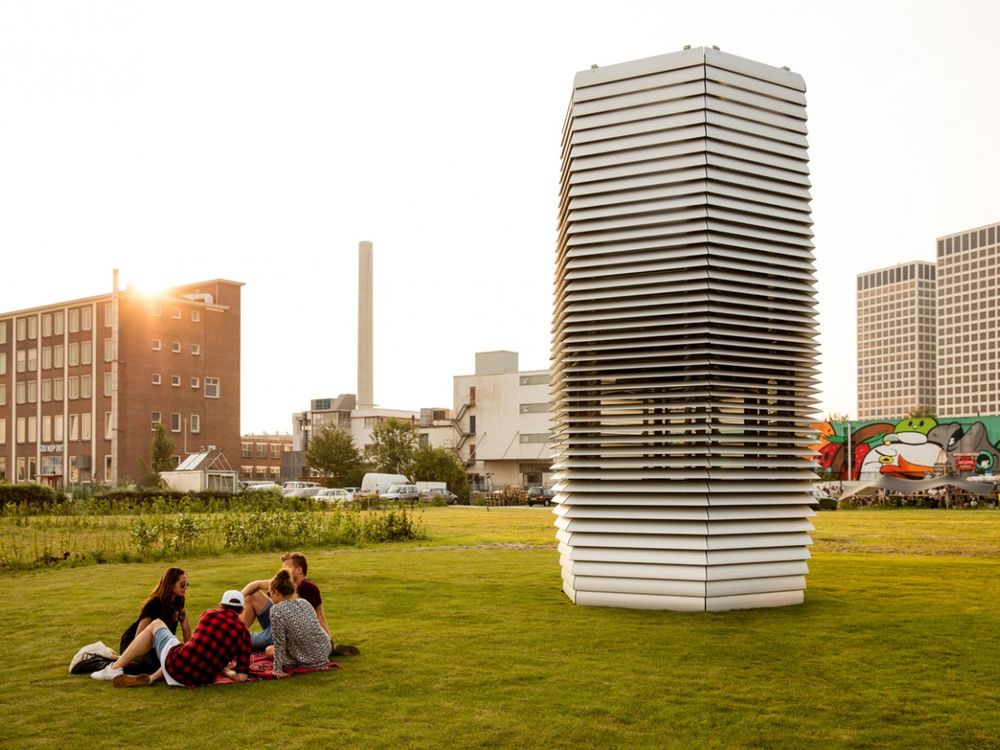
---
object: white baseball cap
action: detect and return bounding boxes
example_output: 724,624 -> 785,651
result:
220,590 -> 245,608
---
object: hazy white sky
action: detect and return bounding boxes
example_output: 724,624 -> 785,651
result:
2,1 -> 998,432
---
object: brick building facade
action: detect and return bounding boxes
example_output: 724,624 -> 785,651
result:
0,277 -> 242,486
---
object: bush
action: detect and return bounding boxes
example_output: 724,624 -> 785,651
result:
0,483 -> 64,507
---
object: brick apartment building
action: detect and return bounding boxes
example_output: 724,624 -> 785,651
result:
240,433 -> 292,484
0,277 -> 242,486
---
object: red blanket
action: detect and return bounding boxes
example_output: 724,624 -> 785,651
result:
194,652 -> 341,687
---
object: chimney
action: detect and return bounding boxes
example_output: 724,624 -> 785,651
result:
357,240 -> 374,409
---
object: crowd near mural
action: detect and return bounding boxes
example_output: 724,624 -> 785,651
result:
812,415 -> 1000,481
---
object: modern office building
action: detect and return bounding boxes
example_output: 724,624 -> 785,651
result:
552,48 -> 819,611
936,221 -> 1000,416
0,276 -> 242,486
856,262 -> 937,419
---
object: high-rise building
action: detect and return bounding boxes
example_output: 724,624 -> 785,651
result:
552,48 -> 818,611
856,261 -> 937,419
936,221 -> 1000,416
0,277 -> 242,486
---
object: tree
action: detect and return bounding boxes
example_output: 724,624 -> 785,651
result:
305,425 -> 364,487
141,423 -> 176,488
367,418 -> 418,476
411,445 -> 470,500
906,405 -> 936,419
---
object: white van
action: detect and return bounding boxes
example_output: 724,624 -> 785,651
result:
361,473 -> 410,495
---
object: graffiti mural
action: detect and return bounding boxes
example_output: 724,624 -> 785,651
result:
811,416 -> 1000,481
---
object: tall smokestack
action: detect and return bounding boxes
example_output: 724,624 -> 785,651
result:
357,240 -> 374,409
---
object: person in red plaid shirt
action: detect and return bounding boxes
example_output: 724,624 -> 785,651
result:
93,590 -> 252,688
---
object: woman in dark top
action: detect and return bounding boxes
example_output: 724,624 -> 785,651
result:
119,567 -> 191,674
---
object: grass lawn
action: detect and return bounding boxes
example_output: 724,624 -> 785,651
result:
6,508 -> 1000,749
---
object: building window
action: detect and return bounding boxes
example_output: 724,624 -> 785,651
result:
0,352 -> 5,375
27,381 -> 36,403
16,382 -> 25,404
104,303 -> 113,327
171,341 -> 181,353
0,384 -> 5,406
151,412 -> 161,430
190,377 -> 200,388
27,348 -> 37,372
152,373 -> 161,385
68,308 -> 79,333
53,345 -> 63,368
191,311 -> 201,322
41,380 -> 51,402
205,377 -> 220,398
152,339 -> 161,351
54,414 -> 64,442
104,372 -> 112,396
81,340 -> 92,365
53,378 -> 63,401
80,375 -> 91,399
190,414 -> 201,433
104,412 -> 113,440
172,308 -> 181,320
68,342 -> 79,367
171,375 -> 181,387
41,347 -> 52,370
42,313 -> 52,337
105,455 -> 113,482
68,376 -> 79,400
0,321 -> 5,344
16,417 -> 26,444
81,413 -> 91,441
242,443 -> 253,458
191,344 -> 201,355
271,445 -> 281,459
104,337 -> 113,363
16,350 -> 25,372
42,416 -> 52,443
28,316 -> 37,339
257,443 -> 267,458
0,419 -> 6,446
16,318 -> 26,341
53,311 -> 63,335
27,416 -> 37,443
170,413 -> 181,432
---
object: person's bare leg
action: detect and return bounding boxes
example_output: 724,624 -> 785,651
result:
111,619 -> 164,669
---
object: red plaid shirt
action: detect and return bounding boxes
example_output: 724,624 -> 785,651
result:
164,607 -> 251,685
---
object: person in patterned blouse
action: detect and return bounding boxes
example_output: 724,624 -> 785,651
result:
94,589 -> 252,688
265,569 -> 332,676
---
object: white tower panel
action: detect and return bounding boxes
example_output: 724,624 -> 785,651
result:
553,47 -> 819,611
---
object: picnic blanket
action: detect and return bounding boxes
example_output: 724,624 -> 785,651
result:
202,652 -> 341,687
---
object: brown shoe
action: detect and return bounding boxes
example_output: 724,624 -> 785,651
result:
330,643 -> 360,657
112,673 -> 151,688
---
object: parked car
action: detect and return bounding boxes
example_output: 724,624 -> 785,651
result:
526,487 -> 555,507
381,483 -> 420,501
282,481 -> 321,492
283,486 -> 323,499
241,481 -> 280,493
315,488 -> 353,504
342,487 -> 360,497
420,487 -> 459,504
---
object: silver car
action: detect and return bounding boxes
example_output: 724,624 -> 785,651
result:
315,488 -> 353,504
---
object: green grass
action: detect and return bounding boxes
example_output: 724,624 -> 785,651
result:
5,509 -> 1000,749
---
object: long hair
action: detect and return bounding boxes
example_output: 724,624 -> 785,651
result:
141,566 -> 186,622
270,569 -> 296,597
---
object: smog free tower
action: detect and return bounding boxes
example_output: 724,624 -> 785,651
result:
552,47 -> 819,611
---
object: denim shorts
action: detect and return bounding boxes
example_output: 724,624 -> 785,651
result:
153,626 -> 183,686
251,598 -> 273,650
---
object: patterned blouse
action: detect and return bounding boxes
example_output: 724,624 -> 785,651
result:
270,597 -> 331,674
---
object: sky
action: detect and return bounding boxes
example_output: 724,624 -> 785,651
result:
2,0 -> 998,432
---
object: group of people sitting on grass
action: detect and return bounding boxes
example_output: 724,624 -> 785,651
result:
91,551 -> 359,688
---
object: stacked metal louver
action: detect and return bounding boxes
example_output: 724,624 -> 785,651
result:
552,47 -> 819,611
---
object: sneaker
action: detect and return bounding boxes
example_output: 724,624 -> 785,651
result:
113,673 -> 151,688
331,643 -> 361,657
90,664 -> 124,681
